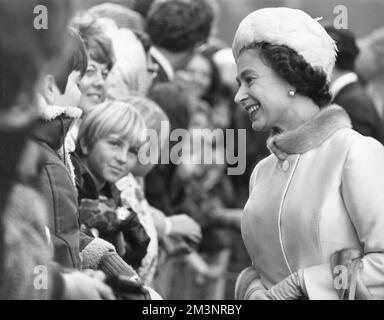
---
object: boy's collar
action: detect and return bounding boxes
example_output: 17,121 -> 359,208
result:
36,94 -> 82,121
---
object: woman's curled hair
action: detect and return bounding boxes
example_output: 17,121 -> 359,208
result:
244,42 -> 332,107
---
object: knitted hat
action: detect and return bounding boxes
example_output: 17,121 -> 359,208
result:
232,7 -> 337,81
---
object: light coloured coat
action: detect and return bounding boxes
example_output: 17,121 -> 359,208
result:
236,105 -> 384,300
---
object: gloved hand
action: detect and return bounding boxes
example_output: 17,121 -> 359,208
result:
265,271 -> 306,300
246,287 -> 270,300
243,278 -> 269,300
118,210 -> 150,269
105,275 -> 150,300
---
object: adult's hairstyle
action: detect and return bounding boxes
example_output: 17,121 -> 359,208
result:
106,28 -> 150,99
325,26 -> 359,71
132,0 -> 155,18
148,83 -> 191,131
146,0 -> 214,52
88,2 -> 152,54
87,2 -> 145,32
73,15 -> 115,71
133,31 -> 152,54
77,100 -> 146,155
197,48 -> 223,105
47,27 -> 88,94
240,42 -> 332,108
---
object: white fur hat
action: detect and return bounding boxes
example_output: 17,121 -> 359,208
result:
232,7 -> 337,81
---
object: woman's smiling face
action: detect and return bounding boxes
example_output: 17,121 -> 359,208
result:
79,58 -> 110,113
234,48 -> 292,132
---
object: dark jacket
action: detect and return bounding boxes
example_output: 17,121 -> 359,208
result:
334,81 -> 384,144
33,111 -> 82,269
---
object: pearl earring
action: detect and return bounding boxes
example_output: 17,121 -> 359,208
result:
288,90 -> 295,97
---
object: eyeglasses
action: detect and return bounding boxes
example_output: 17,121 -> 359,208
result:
147,63 -> 159,79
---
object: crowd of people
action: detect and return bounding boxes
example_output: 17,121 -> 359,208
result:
1,0 -> 384,300
0,0 -> 247,300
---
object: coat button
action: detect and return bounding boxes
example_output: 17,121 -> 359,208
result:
282,160 -> 290,172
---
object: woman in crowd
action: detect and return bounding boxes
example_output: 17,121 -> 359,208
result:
75,16 -> 115,113
106,27 -> 153,99
181,50 -> 222,106
233,7 -> 384,300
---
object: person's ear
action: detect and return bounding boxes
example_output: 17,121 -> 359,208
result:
41,74 -> 59,105
79,139 -> 89,156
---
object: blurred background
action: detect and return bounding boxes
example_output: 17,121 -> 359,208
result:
73,0 -> 384,45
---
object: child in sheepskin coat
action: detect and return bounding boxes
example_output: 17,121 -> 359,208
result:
32,28 -> 138,280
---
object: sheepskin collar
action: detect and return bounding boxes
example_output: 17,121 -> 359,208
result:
33,96 -> 82,150
33,96 -> 82,188
267,104 -> 352,160
37,95 -> 82,121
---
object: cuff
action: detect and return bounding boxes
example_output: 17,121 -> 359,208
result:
302,263 -> 339,300
100,252 -> 140,281
234,266 -> 260,300
244,279 -> 266,299
80,237 -> 116,270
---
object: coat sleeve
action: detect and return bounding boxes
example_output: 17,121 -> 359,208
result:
0,185 -> 65,300
40,163 -> 81,269
302,136 -> 384,299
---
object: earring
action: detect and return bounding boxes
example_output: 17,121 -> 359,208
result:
288,90 -> 295,97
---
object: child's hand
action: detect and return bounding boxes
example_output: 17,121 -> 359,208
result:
62,271 -> 115,300
169,214 -> 202,244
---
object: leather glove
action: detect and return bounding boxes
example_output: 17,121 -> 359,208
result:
244,279 -> 269,300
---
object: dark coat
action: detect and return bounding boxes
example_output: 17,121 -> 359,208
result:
333,81 -> 384,144
33,115 -> 82,269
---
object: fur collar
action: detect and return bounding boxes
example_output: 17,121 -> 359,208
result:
37,95 -> 82,121
267,104 -> 352,160
35,95 -> 81,187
